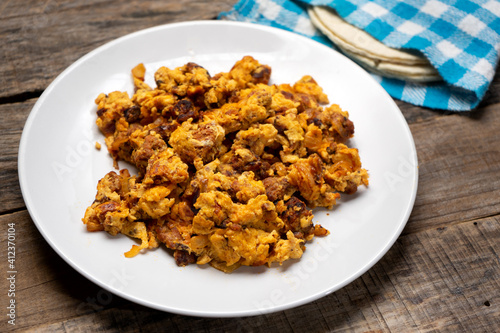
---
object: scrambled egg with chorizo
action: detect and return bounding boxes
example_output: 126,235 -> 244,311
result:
83,56 -> 368,272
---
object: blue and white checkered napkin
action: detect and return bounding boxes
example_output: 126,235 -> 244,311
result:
219,0 -> 500,111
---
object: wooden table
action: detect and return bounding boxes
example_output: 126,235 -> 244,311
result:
1,1 -> 499,331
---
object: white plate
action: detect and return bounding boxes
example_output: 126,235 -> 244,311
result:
18,21 -> 418,317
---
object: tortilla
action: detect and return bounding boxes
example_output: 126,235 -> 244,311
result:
309,6 -> 441,82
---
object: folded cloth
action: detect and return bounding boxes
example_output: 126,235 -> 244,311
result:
219,0 -> 500,111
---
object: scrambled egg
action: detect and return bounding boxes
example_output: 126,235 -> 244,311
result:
83,56 -> 368,272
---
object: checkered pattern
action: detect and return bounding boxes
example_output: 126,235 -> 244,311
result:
219,0 -> 500,111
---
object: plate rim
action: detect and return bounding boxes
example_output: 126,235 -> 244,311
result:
18,19 -> 419,318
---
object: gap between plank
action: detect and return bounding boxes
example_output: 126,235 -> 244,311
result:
0,90 -> 43,105
0,206 -> 27,217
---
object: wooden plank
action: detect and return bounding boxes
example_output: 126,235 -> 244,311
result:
386,217 -> 500,332
404,102 -> 500,234
0,99 -> 34,214
8,101 -> 499,229
2,209 -> 498,331
0,210 -> 132,332
314,216 -> 500,332
2,0 -> 499,332
2,95 -> 500,230
0,0 -> 239,99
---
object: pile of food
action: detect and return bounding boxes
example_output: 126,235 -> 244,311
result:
82,56 -> 368,272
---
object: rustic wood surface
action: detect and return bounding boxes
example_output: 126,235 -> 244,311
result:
1,0 -> 499,332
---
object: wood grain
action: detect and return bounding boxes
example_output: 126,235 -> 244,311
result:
2,0 -> 500,331
0,99 -> 34,214
0,0 -> 238,100
4,97 -> 499,230
404,103 -> 500,234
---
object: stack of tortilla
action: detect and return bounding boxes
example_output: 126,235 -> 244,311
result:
308,6 -> 441,82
